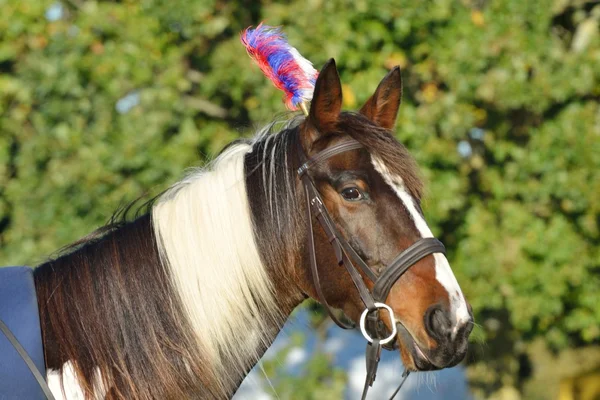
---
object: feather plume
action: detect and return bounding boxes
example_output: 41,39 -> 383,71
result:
241,24 -> 318,111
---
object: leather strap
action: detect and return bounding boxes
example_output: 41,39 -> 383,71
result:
388,369 -> 410,400
362,339 -> 381,400
337,238 -> 377,283
298,140 -> 363,177
0,319 -> 55,400
373,238 -> 446,302
303,176 -> 377,312
305,183 -> 355,329
363,340 -> 410,400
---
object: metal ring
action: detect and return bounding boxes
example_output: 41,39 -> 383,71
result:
359,302 -> 397,345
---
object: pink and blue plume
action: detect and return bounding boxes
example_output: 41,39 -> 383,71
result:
241,23 -> 318,112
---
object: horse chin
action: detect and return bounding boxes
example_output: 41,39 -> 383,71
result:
395,323 -> 438,372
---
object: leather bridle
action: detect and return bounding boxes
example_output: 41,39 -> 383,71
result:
297,138 -> 447,399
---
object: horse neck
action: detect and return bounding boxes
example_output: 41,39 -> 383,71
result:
34,214 -> 225,398
34,213 -> 304,399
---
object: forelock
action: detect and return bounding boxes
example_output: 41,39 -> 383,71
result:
336,112 -> 424,199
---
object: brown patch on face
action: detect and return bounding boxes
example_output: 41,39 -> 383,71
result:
385,255 -> 450,349
302,131 -> 463,370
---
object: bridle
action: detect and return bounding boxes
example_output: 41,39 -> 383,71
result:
297,138 -> 447,399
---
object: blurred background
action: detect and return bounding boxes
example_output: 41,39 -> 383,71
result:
1,0 -> 599,399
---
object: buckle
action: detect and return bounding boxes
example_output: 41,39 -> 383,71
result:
359,303 -> 397,345
297,163 -> 309,176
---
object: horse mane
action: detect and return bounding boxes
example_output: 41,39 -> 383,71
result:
150,141 -> 288,396
35,212 -> 219,399
34,115 -> 305,398
338,112 -> 423,200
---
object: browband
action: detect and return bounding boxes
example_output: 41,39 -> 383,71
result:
297,140 -> 363,176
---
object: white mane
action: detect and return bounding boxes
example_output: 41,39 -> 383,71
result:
152,141 -> 283,395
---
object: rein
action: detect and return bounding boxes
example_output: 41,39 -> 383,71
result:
297,138 -> 446,400
0,318 -> 54,400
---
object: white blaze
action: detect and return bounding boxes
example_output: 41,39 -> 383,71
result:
371,156 -> 470,327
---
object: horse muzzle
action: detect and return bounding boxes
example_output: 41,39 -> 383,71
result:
396,306 -> 474,371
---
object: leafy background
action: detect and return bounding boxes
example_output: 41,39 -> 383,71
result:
1,0 -> 598,398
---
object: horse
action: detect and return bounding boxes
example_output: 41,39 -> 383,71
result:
26,59 -> 473,399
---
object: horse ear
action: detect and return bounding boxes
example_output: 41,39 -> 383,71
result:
302,59 -> 342,151
360,66 -> 402,130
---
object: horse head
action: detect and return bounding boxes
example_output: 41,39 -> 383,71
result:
295,59 -> 473,372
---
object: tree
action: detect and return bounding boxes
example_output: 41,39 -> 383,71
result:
1,0 -> 598,397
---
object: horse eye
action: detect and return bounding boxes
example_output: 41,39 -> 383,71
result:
341,187 -> 363,201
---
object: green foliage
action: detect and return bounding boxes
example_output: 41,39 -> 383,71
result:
1,0 -> 599,395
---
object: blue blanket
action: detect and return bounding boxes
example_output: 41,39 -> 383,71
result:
0,266 -> 47,399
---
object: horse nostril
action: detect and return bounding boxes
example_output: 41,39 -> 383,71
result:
463,313 -> 475,337
425,304 -> 452,341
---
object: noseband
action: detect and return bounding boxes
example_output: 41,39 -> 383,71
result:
297,138 -> 446,399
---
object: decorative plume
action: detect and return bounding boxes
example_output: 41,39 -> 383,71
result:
241,23 -> 318,113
